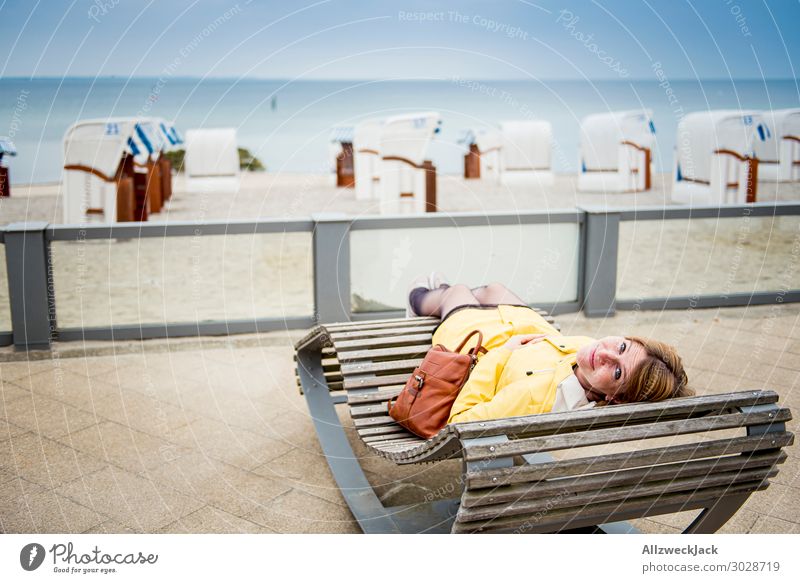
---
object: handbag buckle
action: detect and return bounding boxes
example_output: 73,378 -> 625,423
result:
414,374 -> 425,389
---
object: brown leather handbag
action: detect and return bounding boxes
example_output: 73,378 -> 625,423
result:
387,330 -> 487,439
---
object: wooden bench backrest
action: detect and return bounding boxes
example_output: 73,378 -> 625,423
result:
452,391 -> 792,533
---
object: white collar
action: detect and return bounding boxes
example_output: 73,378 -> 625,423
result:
551,374 -> 596,412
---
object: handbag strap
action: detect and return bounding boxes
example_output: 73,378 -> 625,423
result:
454,329 -> 488,356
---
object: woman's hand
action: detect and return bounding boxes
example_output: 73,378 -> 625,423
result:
502,334 -> 547,351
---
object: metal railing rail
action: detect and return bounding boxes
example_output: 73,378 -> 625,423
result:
1,202 -> 799,351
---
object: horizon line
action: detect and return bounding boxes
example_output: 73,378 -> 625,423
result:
1,75 -> 797,83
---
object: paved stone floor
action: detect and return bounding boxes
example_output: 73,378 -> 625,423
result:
1,304 -> 798,534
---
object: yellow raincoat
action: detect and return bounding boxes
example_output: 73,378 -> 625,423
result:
430,305 -> 594,424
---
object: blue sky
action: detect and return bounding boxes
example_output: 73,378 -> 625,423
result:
0,0 -> 797,80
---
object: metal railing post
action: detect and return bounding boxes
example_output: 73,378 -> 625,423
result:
580,209 -> 620,318
4,222 -> 54,350
312,213 -> 352,323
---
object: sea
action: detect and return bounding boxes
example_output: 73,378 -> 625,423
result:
0,77 -> 798,184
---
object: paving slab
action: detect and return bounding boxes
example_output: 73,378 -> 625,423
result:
1,381 -> 32,404
253,447 -> 347,507
11,369 -> 123,413
3,391 -> 98,440
1,486 -> 106,534
749,514 -> 800,534
0,419 -> 28,444
244,489 -> 360,534
0,433 -> 106,489
157,506 -> 276,534
168,417 -> 293,471
59,421 -> 192,474
142,453 -> 291,518
56,465 -> 205,532
89,389 -> 198,440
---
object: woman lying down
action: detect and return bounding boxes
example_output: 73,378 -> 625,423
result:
406,274 -> 693,424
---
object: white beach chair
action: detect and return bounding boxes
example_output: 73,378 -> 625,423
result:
378,112 -> 440,214
577,110 -> 655,193
500,120 -> 553,186
62,118 -> 155,224
672,111 -> 769,205
184,127 -> 240,193
353,118 -> 384,201
756,109 -> 800,182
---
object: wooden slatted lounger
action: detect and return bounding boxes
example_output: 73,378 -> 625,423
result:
294,315 -> 794,534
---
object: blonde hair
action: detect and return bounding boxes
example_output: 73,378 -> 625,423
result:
616,336 -> 692,404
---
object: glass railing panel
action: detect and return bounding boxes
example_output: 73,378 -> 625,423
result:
350,222 -> 580,312
51,232 -> 313,328
617,215 -> 800,301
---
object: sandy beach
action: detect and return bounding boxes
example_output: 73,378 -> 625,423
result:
1,172 -> 799,331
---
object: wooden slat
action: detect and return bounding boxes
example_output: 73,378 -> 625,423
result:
294,375 -> 343,392
357,424 -> 409,438
462,449 -> 787,509
350,403 -> 391,418
337,344 -> 430,362
325,317 -> 437,332
463,409 -> 791,461
362,431 -> 417,444
455,390 -> 781,440
453,481 -> 766,533
341,357 -> 422,376
352,414 -> 396,428
344,373 -> 411,390
458,466 -> 777,523
296,367 -> 342,381
367,436 -> 424,448
347,386 -> 404,405
330,324 -> 437,341
333,333 -> 432,350
466,432 -> 794,488
378,441 -> 427,453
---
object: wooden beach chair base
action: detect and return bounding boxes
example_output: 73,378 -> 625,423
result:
295,316 -> 793,534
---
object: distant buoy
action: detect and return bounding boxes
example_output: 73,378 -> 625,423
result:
271,95 -> 277,111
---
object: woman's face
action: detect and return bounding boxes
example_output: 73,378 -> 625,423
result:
574,336 -> 648,402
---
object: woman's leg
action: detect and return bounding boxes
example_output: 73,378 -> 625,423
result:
411,284 -> 479,319
472,282 -> 527,307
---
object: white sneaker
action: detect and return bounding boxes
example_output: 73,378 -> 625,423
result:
405,275 -> 431,318
428,271 -> 449,290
